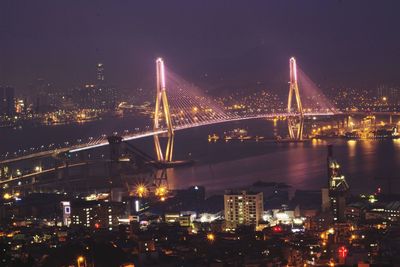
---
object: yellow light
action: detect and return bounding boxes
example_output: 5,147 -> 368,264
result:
207,233 -> 215,242
155,186 -> 167,197
135,184 -> 148,198
328,228 -> 334,234
77,256 -> 84,263
3,193 -> 12,200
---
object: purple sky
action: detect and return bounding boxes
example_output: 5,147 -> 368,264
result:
1,1 -> 400,92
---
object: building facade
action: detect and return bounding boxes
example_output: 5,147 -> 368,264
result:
224,190 -> 263,229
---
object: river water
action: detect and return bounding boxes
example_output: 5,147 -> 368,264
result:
2,116 -> 400,195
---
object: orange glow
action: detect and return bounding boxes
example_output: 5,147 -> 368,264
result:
207,233 -> 215,242
135,184 -> 149,198
155,186 -> 167,197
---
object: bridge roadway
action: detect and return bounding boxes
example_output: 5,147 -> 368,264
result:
0,111 -> 369,165
1,110 -> 399,186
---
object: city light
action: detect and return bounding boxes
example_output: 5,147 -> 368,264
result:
272,226 -> 282,233
155,186 -> 168,197
134,184 -> 149,198
77,256 -> 86,267
206,233 -> 215,242
338,246 -> 348,258
34,166 -> 42,172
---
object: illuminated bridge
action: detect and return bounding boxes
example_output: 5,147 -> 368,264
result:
0,57 -> 341,187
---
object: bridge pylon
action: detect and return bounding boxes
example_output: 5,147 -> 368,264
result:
287,57 -> 304,140
153,58 -> 174,162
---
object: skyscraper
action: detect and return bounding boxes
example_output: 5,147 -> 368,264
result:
97,63 -> 105,83
327,145 -> 349,222
224,190 -> 263,229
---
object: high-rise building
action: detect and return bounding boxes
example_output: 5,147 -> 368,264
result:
224,190 -> 263,229
97,63 -> 105,83
327,145 -> 349,222
0,86 -> 15,117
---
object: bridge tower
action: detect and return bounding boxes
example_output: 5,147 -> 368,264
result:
287,57 -> 304,140
153,58 -> 174,162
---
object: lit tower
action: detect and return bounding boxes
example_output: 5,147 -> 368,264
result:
153,58 -> 174,162
287,57 -> 304,140
97,63 -> 105,82
327,145 -> 349,222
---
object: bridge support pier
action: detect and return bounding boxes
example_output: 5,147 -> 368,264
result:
153,168 -> 168,189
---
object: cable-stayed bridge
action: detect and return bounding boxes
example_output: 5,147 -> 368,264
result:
0,57 -> 341,187
0,58 -> 337,163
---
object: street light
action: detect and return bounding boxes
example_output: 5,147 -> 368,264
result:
207,233 -> 215,242
135,184 -> 148,198
77,256 -> 86,267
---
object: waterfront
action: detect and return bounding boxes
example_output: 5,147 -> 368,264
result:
2,116 -> 399,195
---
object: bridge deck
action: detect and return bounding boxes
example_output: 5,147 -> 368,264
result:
0,112 -> 339,164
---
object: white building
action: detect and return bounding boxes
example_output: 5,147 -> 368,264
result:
224,190 -> 263,229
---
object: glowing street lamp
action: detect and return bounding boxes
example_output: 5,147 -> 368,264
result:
135,184 -> 148,198
34,166 -> 42,172
155,186 -> 167,197
206,233 -> 215,242
77,256 -> 86,267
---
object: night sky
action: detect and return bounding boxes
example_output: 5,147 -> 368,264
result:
1,1 -> 400,93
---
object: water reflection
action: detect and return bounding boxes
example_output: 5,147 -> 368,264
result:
347,140 -> 356,158
1,117 -> 399,196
